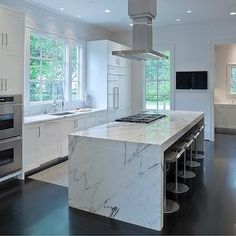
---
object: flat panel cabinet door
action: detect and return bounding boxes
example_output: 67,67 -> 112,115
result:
85,115 -> 96,129
226,106 -> 236,129
215,105 -> 226,128
118,77 -> 129,110
96,112 -> 107,125
23,125 -> 40,172
3,52 -> 23,94
74,117 -> 85,131
39,121 -> 61,164
0,51 -> 3,94
3,9 -> 24,53
61,119 -> 75,157
108,42 -> 129,67
0,8 -> 4,52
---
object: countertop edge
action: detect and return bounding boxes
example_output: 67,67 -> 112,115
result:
24,109 -> 107,125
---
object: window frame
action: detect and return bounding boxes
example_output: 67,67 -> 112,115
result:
25,29 -> 86,105
227,64 -> 236,96
143,45 -> 175,111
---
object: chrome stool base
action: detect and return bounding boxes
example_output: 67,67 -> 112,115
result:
164,199 -> 180,214
178,170 -> 196,179
193,154 -> 205,160
167,183 -> 189,194
186,160 -> 201,168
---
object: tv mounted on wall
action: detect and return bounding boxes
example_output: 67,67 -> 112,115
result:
176,71 -> 208,90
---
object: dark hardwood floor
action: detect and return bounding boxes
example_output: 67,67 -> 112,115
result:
0,134 -> 236,235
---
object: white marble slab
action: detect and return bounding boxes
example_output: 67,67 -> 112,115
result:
68,110 -> 204,231
69,136 -> 164,230
71,110 -> 204,151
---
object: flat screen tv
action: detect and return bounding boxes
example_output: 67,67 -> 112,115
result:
176,71 -> 208,90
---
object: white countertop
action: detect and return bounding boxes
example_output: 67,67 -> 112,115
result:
71,110 -> 204,150
24,108 -> 106,125
215,103 -> 236,106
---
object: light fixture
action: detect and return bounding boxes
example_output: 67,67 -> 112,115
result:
104,9 -> 111,13
60,7 -> 65,11
176,18 -> 181,22
187,10 -> 192,13
77,15 -> 81,18
230,12 -> 236,16
130,23 -> 133,26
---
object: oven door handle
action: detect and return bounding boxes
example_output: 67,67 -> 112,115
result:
0,136 -> 22,144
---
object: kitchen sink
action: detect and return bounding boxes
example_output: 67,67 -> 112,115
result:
50,112 -> 75,116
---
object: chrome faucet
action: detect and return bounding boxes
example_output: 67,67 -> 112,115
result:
61,97 -> 65,111
52,98 -> 57,113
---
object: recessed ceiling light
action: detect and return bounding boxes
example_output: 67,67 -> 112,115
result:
230,12 -> 236,16
60,7 -> 65,11
130,23 -> 133,26
187,10 -> 192,13
104,9 -> 111,13
77,15 -> 81,18
176,18 -> 181,22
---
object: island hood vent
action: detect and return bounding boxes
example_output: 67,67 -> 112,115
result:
112,0 -> 168,61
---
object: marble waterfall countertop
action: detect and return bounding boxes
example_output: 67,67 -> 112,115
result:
69,110 -> 205,231
71,110 -> 204,151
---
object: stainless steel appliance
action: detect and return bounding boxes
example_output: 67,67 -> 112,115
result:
116,113 -> 166,124
0,95 -> 22,177
0,95 -> 22,140
112,0 -> 168,61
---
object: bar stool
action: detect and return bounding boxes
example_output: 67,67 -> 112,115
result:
166,143 -> 189,194
178,135 -> 196,179
186,130 -> 201,168
193,125 -> 205,160
164,150 -> 180,214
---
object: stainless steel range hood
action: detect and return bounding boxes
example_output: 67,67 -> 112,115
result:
112,0 -> 168,61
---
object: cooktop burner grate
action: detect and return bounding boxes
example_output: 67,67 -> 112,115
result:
115,113 -> 166,124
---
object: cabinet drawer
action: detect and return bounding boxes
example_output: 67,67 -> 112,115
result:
108,55 -> 128,67
108,66 -> 128,76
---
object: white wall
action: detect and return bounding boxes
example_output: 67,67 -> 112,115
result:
115,19 -> 236,141
215,44 -> 236,104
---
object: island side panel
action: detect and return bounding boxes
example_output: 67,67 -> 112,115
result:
68,135 -> 164,231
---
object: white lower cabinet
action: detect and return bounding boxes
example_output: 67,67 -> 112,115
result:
23,124 -> 40,172
85,114 -> 97,128
215,104 -> 236,129
61,116 -> 86,157
39,121 -> 61,164
61,118 -> 75,158
23,120 -> 61,172
23,111 -> 109,173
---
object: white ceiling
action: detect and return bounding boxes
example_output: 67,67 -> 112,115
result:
28,0 -> 236,32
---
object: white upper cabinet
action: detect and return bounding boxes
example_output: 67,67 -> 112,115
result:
87,40 -> 131,120
0,7 -> 24,95
2,8 -> 24,54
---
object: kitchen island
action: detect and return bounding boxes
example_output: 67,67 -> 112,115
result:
68,111 -> 205,231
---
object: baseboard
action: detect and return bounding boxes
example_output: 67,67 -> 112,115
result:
25,156 -> 68,177
215,128 -> 236,135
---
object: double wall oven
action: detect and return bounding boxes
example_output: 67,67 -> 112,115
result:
0,95 -> 22,177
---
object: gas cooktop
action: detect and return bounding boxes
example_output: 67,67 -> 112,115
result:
115,113 -> 166,124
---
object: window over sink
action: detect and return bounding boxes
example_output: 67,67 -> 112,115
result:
27,32 -> 85,104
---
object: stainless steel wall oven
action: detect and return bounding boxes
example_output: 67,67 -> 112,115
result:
0,95 -> 22,177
